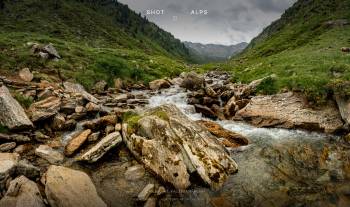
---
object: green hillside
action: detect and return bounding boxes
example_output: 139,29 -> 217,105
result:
0,0 -> 190,88
205,0 -> 350,103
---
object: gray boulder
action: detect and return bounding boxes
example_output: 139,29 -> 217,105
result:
0,86 -> 33,130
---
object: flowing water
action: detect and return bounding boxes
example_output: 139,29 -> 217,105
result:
144,75 -> 350,207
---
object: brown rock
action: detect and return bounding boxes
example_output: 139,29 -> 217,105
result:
196,120 -> 249,147
0,176 -> 45,207
43,165 -> 107,207
194,104 -> 217,119
65,129 -> 92,156
35,145 -> 64,164
237,92 -> 343,133
180,72 -> 205,90
0,142 -> 16,152
83,115 -> 117,129
93,80 -> 108,94
149,79 -> 171,90
114,78 -> 124,90
18,68 -> 34,82
28,96 -> 61,122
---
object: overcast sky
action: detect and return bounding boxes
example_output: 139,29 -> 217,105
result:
118,0 -> 297,45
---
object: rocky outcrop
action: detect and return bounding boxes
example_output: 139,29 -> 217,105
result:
0,86 -> 33,130
43,165 -> 106,207
122,104 -> 237,190
0,176 -> 45,207
180,72 -> 205,90
79,132 -> 122,162
28,96 -> 61,122
196,120 -> 249,147
149,79 -> 171,91
237,92 -> 343,133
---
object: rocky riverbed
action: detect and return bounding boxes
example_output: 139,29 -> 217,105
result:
0,70 -> 349,207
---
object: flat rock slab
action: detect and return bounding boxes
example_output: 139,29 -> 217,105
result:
65,129 -> 91,156
0,86 -> 33,130
79,132 -> 122,162
0,175 -> 45,207
122,104 -> 237,190
237,92 -> 343,133
43,165 -> 106,207
35,145 -> 64,164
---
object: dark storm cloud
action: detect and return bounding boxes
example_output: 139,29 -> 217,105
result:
119,0 -> 297,45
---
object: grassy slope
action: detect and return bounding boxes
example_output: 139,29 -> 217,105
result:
202,0 -> 350,103
0,0 -> 190,89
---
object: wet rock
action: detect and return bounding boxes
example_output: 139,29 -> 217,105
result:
83,115 -> 117,129
94,80 -> 108,94
28,96 -> 61,122
65,129 -> 91,156
34,131 -> 50,142
124,165 -> 145,181
0,153 -> 19,190
113,94 -> 128,103
138,184 -> 155,201
0,86 -> 33,130
196,120 -> 249,147
43,43 -> 61,59
237,92 -> 343,133
180,72 -> 205,90
105,125 -> 115,134
13,144 -> 33,154
63,82 -> 99,104
79,132 -> 122,162
35,145 -> 64,164
88,132 -> 101,142
43,165 -> 107,207
0,176 -> 45,207
122,104 -> 238,190
51,113 -> 66,130
0,142 -> 16,152
16,159 -> 40,179
149,79 -> 171,90
194,104 -> 217,119
205,86 -> 217,97
18,68 -> 34,82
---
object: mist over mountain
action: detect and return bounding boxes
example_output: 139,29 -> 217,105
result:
184,42 -> 248,63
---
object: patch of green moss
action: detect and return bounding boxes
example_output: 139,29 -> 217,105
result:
122,111 -> 142,134
150,110 -> 169,122
14,93 -> 34,109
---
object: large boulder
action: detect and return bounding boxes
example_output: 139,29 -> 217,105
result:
236,92 -> 343,133
43,165 -> 107,207
149,79 -> 171,91
122,104 -> 237,190
0,86 -> 33,130
180,72 -> 205,90
0,153 -> 19,190
0,176 -> 45,207
42,43 -> 61,59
